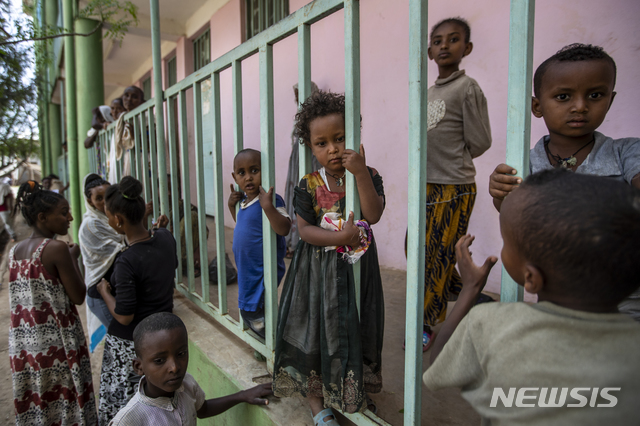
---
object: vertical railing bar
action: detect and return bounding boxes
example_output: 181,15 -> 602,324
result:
344,0 -> 362,313
149,0 -> 170,218
297,23 -> 311,178
148,106 -> 160,219
232,60 -> 244,222
179,90 -> 196,292
405,0 -> 428,424
259,43 -> 277,365
501,0 -> 535,303
167,94 -> 183,284
193,82 -> 210,302
132,115 -> 141,180
211,72 -> 228,314
140,113 -> 152,223
232,60 -> 244,155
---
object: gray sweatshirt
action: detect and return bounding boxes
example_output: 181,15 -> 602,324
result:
426,70 -> 492,185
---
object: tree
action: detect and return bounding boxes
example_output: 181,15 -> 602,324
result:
0,0 -> 37,164
0,0 -> 137,165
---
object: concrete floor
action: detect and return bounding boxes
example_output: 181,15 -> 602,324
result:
0,215 -> 484,425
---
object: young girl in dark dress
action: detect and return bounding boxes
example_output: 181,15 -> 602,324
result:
96,176 -> 177,425
273,91 -> 385,425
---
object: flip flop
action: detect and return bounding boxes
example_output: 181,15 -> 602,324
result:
313,408 -> 340,426
366,395 -> 378,414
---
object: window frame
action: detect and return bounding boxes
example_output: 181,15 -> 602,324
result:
244,0 -> 289,40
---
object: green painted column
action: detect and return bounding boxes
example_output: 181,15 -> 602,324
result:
75,17 -> 104,216
62,0 -> 81,240
48,103 -> 62,175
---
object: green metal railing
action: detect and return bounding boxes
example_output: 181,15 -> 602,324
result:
93,0 -> 536,424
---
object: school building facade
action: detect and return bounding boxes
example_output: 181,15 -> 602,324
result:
33,0 -> 639,424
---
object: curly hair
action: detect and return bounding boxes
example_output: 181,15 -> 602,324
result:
13,180 -> 65,227
293,90 -> 346,145
105,176 -> 146,224
533,43 -> 617,97
430,17 -> 471,43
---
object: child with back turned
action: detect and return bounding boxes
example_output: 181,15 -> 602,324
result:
109,312 -> 272,425
425,169 -> 640,425
95,176 -> 177,425
273,91 -> 385,424
228,148 -> 292,338
9,181 -> 96,424
417,17 -> 492,350
489,44 -> 640,320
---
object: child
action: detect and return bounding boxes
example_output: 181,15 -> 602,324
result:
85,105 -> 115,149
79,173 -> 125,351
489,44 -> 640,320
273,91 -> 385,423
228,149 -> 291,338
419,17 -> 492,350
95,176 -> 177,425
9,181 -> 97,424
425,169 -> 640,424
110,86 -> 145,181
109,312 -> 273,425
111,97 -> 125,120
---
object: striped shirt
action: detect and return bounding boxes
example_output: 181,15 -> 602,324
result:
109,373 -> 206,425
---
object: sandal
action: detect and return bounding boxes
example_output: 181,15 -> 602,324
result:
402,329 -> 433,352
313,408 -> 340,426
422,330 -> 433,352
366,395 -> 378,414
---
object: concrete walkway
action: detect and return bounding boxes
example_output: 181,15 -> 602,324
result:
0,214 -> 483,425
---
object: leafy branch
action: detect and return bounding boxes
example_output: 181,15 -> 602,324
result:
0,0 -> 138,47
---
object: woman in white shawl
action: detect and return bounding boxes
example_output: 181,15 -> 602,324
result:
79,173 -> 125,351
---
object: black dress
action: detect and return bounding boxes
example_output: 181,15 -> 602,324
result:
273,169 -> 385,414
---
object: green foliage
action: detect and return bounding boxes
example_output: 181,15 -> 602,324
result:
0,0 -> 138,163
79,0 -> 139,46
0,0 -> 38,162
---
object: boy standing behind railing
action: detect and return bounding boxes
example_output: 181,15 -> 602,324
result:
228,148 -> 291,338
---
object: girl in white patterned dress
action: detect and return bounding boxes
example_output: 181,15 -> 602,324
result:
9,181 -> 96,425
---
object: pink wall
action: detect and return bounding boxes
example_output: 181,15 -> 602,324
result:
177,0 -> 640,294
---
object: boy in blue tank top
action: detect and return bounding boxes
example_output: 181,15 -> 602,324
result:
228,149 -> 291,338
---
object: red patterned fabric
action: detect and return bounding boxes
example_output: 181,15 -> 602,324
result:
9,239 -> 97,425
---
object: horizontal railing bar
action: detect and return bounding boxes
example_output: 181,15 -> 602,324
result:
164,0 -> 344,98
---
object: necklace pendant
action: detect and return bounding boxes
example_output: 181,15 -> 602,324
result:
566,156 -> 577,167
336,177 -> 343,187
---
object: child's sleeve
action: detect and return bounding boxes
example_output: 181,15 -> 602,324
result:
293,178 -> 317,225
463,83 -> 492,159
619,138 -> 640,183
423,313 -> 483,391
275,194 -> 291,219
112,259 -> 137,316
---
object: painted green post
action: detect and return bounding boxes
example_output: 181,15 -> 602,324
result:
344,0 -> 362,313
149,0 -> 169,216
62,0 -> 80,240
404,0 -> 428,424
211,73 -> 227,313
75,17 -> 104,213
297,23 -> 311,177
501,0 -> 535,303
193,83 -> 210,300
48,104 -> 63,175
259,44 -> 277,361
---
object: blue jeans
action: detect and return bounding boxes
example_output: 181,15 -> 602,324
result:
87,295 -> 114,328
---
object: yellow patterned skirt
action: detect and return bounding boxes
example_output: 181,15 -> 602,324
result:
423,183 -> 476,326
